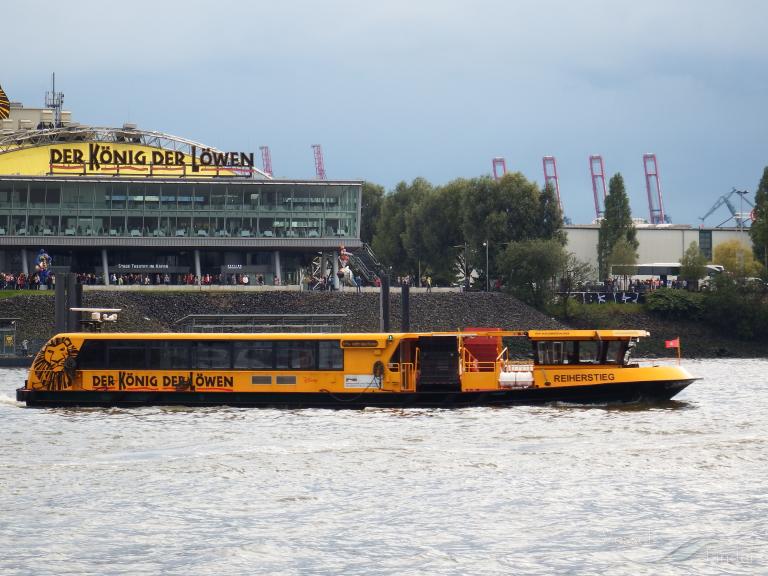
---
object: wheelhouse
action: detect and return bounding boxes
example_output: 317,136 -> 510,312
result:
527,330 -> 647,367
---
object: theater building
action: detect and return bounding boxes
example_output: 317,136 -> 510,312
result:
0,85 -> 361,285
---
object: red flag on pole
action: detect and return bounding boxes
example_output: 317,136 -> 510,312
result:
665,337 -> 680,349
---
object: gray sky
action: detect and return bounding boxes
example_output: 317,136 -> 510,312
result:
3,0 -> 767,225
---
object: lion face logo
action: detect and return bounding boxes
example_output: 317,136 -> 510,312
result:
32,337 -> 79,391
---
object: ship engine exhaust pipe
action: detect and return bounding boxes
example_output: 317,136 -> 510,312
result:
401,283 -> 410,332
379,274 -> 390,332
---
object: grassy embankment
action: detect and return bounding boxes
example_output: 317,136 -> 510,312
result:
552,300 -> 767,358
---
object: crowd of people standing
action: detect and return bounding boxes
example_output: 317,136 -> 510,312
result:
0,271 -> 54,290
0,271 -> 281,289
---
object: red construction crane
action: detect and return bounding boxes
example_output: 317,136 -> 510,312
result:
589,155 -> 608,219
259,146 -> 273,177
492,157 -> 507,181
542,156 -> 563,214
643,153 -> 666,224
312,144 -> 327,180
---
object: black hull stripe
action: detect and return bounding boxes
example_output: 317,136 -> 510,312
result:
17,380 -> 694,408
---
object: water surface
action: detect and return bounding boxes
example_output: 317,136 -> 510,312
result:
1,359 -> 766,575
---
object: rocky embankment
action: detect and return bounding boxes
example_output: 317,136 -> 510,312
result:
0,290 -> 563,349
2,289 -> 763,358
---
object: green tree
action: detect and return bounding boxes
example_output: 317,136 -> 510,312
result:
372,171 -> 567,288
749,167 -> 768,273
460,173 -> 559,286
645,288 -> 705,320
402,182 -> 465,285
606,237 -> 638,289
498,238 -> 567,308
679,241 -> 707,284
713,239 -> 764,278
703,276 -> 768,341
372,178 -> 432,275
597,173 -> 638,279
539,182 -> 566,245
462,173 -> 541,247
360,181 -> 384,245
558,253 -> 596,318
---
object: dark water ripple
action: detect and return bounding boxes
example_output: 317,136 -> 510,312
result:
1,359 -> 767,575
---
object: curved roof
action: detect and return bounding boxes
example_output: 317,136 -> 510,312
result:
0,125 -> 272,179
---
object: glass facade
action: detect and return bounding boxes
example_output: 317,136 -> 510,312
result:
698,229 -> 713,261
0,178 -> 360,239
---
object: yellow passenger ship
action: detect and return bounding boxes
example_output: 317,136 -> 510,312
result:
16,329 -> 697,407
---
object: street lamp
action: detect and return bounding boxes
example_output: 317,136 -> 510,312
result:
736,189 -> 748,277
483,241 -> 489,291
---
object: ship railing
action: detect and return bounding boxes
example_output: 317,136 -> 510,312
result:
634,358 -> 681,367
495,347 -> 534,371
460,348 -> 495,373
387,362 -> 416,391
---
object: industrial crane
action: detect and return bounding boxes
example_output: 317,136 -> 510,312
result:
312,144 -> 327,180
542,155 -> 571,224
699,188 -> 754,228
492,157 -> 507,180
643,153 -> 667,224
589,155 -> 607,220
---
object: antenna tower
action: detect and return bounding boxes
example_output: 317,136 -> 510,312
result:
589,155 -> 607,219
312,144 -> 327,180
643,153 -> 666,224
492,157 -> 507,180
259,146 -> 273,177
44,73 -> 64,127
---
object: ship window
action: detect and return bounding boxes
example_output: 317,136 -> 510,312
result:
318,340 -> 343,370
276,340 -> 316,370
196,341 -> 232,370
534,340 -> 630,365
108,341 -> 148,370
536,341 -> 565,364
564,341 -> 579,364
603,341 -> 625,364
77,340 -> 108,369
148,341 -> 191,370
578,341 -> 600,364
233,341 -> 274,369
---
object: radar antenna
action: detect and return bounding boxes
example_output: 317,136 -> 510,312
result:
44,73 -> 64,127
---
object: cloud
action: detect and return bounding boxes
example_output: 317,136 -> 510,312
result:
2,0 -> 767,223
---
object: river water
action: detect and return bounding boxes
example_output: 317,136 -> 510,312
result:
1,359 -> 766,575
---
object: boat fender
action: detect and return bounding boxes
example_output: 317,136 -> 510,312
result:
373,361 -> 385,378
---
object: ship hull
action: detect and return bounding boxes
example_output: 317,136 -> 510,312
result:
16,379 -> 695,408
